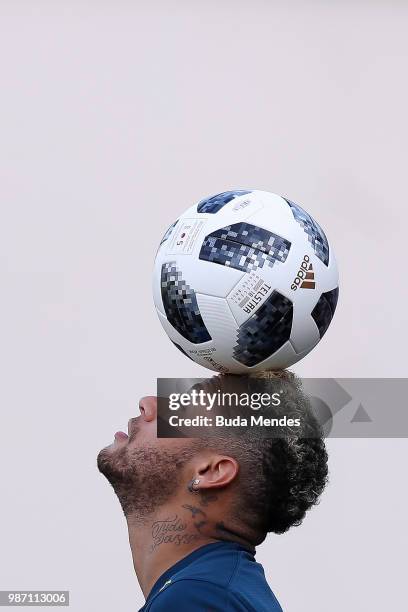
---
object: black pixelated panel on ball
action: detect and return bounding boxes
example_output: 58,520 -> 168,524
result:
199,222 -> 290,273
311,287 -> 339,338
233,291 -> 293,367
161,262 -> 212,344
284,198 -> 329,266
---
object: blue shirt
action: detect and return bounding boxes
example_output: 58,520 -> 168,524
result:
138,542 -> 283,611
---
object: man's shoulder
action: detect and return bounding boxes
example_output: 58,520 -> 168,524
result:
143,578 -> 245,611
144,577 -> 283,611
172,541 -> 250,587
142,545 -> 283,612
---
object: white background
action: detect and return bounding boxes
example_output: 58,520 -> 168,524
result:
0,2 -> 407,610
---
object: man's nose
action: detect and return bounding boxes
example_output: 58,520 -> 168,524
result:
139,396 -> 157,422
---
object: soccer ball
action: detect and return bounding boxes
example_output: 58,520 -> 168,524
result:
153,190 -> 339,373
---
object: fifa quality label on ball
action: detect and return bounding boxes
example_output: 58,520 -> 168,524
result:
231,195 -> 263,215
166,219 -> 206,255
188,347 -> 230,374
227,271 -> 272,325
232,197 -> 251,211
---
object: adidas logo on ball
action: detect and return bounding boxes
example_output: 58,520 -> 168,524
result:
291,255 -> 316,291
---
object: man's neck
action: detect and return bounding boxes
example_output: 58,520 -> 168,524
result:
126,490 -> 257,598
126,499 -> 218,598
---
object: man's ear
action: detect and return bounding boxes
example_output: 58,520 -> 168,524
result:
196,455 -> 239,490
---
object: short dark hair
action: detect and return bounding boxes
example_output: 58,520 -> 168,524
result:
232,423 -> 328,538
194,371 -> 328,541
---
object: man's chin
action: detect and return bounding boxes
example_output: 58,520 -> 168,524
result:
97,444 -> 125,479
97,446 -> 111,472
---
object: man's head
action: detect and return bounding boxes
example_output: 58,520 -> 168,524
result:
97,372 -> 328,545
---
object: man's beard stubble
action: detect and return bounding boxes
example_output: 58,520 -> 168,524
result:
97,441 -> 199,520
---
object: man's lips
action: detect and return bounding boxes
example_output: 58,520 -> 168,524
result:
113,417 -> 139,442
114,431 -> 129,441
